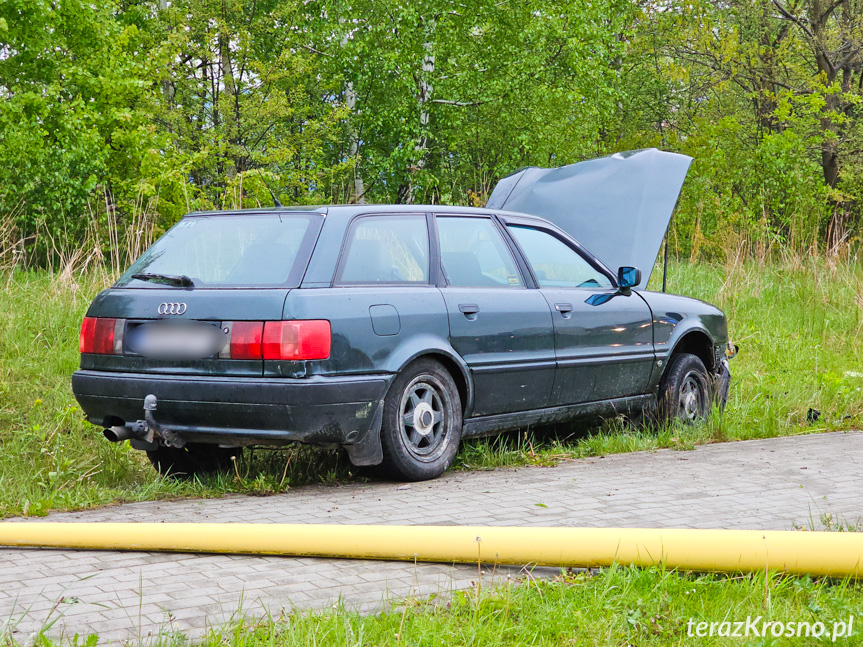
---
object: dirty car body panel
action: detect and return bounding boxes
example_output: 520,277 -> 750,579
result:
72,149 -> 732,479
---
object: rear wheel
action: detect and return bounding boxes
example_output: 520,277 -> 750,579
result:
379,359 -> 462,481
146,443 -> 240,479
657,353 -> 713,424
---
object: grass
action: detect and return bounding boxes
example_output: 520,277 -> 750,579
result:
209,568 -> 863,647
11,566 -> 863,646
0,256 -> 862,518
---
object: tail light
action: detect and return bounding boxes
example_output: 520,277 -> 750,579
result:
262,320 -> 331,360
80,318 -> 330,360
229,321 -> 264,360
80,317 -> 118,355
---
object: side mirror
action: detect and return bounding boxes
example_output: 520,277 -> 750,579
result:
617,266 -> 642,293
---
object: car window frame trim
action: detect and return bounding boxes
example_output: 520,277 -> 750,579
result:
332,212 -> 435,288
500,215 -> 619,290
432,212 -> 530,290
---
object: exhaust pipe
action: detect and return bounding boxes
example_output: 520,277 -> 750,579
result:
103,426 -> 136,443
102,420 -> 152,444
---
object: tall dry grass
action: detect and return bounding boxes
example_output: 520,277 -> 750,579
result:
0,187 -> 158,287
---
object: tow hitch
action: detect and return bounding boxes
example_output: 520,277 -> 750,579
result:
102,394 -> 185,449
143,394 -> 186,448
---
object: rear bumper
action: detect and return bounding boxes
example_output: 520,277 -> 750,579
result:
72,370 -> 392,446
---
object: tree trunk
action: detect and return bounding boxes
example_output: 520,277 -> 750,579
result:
407,17 -> 436,204
345,82 -> 366,203
808,0 -> 844,189
219,7 -> 237,180
159,0 -> 174,104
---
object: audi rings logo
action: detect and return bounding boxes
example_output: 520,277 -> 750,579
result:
157,302 -> 187,315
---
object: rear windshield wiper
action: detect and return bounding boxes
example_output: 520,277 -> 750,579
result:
131,273 -> 195,287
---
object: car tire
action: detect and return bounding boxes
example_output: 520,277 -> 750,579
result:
146,443 -> 240,479
657,353 -> 714,424
379,359 -> 463,482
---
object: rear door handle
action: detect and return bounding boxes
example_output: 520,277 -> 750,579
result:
458,303 -> 480,320
555,303 -> 573,319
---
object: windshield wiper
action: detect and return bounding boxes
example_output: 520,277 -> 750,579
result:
131,273 -> 194,287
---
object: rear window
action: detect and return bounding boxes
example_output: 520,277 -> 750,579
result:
116,214 -> 320,289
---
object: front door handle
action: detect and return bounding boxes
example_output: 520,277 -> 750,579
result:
555,303 -> 573,319
458,303 -> 480,320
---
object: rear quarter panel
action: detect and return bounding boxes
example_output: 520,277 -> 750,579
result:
281,286 -> 456,379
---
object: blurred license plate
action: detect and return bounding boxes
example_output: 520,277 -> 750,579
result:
126,323 -> 227,360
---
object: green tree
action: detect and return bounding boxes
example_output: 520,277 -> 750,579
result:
619,0 -> 863,252
146,0 -> 350,216
3,0 -> 862,265
0,0 -> 163,253
308,0 -> 634,204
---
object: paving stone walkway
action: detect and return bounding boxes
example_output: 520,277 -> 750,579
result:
1,431 -> 861,644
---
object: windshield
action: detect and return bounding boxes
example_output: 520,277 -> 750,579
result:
116,214 -> 320,288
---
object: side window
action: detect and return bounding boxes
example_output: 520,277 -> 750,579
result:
338,215 -> 429,284
508,225 -> 613,289
437,217 -> 522,288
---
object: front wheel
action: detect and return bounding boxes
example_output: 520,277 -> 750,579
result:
657,353 -> 714,424
379,359 -> 462,481
146,443 -> 240,479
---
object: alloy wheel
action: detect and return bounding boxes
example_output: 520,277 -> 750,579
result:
398,377 -> 450,461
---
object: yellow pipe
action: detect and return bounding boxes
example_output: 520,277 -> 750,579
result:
1,524 -> 861,578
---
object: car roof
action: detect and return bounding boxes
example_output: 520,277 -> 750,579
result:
184,203 -> 614,280
185,204 -> 546,222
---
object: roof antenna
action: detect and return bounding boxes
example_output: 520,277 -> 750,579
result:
240,144 -> 283,207
257,171 -> 283,208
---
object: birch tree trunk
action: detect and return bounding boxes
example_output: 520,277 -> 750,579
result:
219,4 -> 237,180
159,0 -> 174,103
406,17 -> 436,204
345,83 -> 366,203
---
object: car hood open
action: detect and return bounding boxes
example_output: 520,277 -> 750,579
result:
486,148 -> 692,289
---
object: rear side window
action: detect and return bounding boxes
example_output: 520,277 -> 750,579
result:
508,225 -> 613,289
338,215 -> 430,285
116,214 -> 319,288
438,216 -> 522,288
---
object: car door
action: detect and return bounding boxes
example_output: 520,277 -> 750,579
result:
435,214 -> 556,417
288,213 -> 449,378
505,220 -> 655,404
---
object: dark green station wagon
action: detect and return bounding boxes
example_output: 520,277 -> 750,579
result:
73,149 -> 734,481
